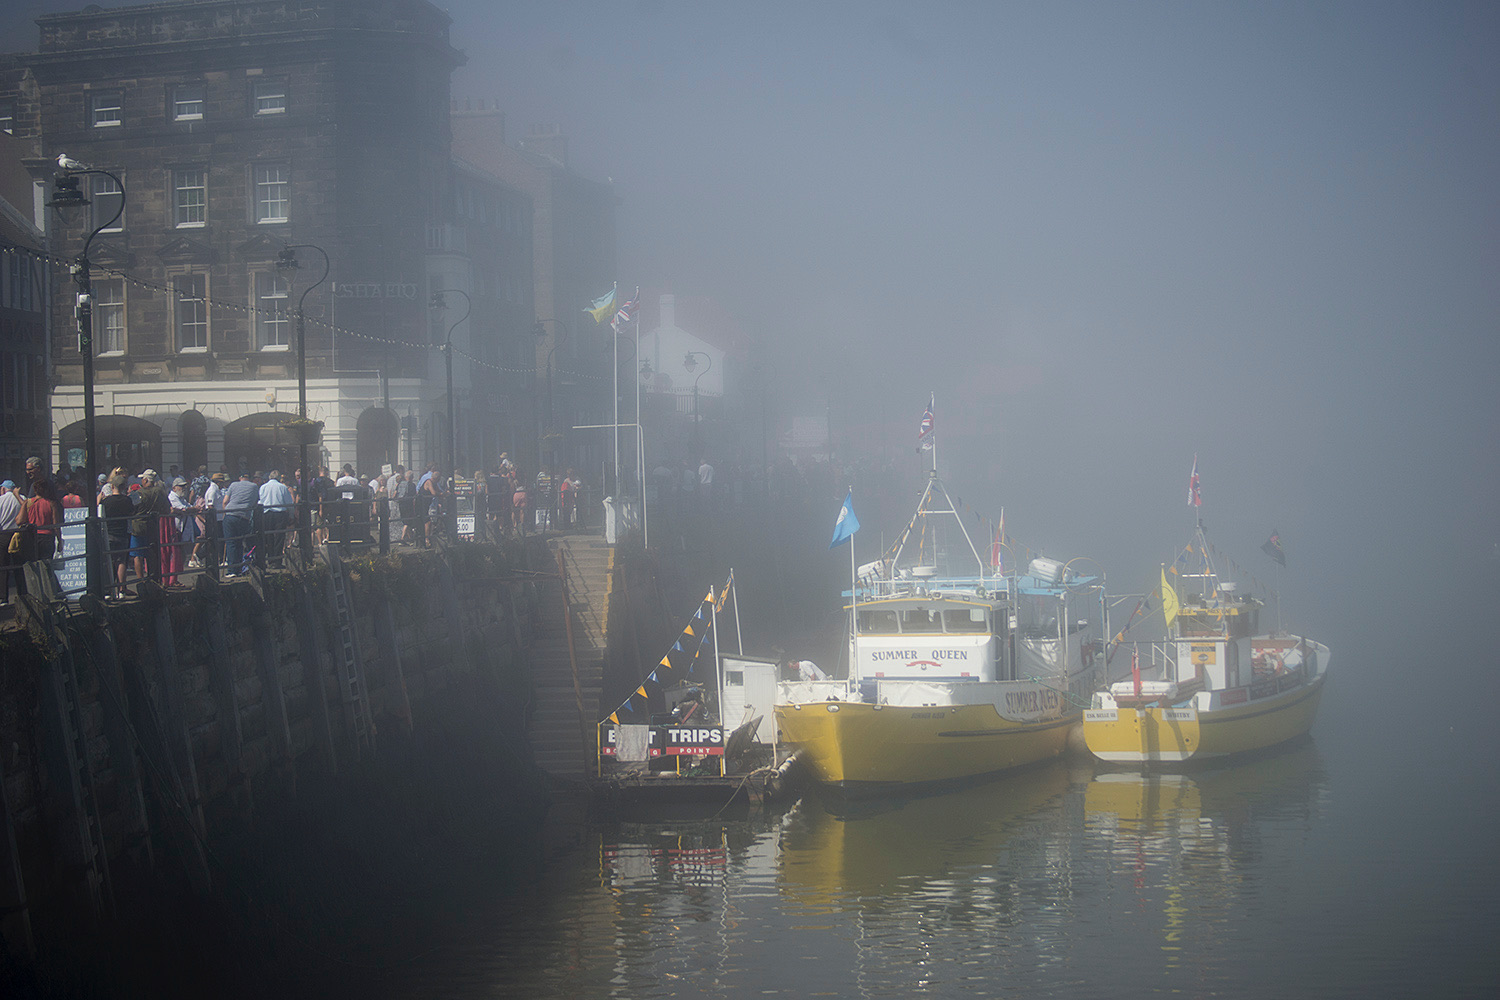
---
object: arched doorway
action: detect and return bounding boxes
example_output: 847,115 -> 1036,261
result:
356,407 -> 399,476
59,414 -> 161,476
181,409 -> 207,473
223,412 -> 313,478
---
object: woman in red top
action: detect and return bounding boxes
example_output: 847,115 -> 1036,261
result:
20,478 -> 63,562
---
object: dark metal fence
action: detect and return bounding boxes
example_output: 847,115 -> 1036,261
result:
3,484 -> 610,603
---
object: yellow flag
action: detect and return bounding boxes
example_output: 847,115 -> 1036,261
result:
1161,568 -> 1180,630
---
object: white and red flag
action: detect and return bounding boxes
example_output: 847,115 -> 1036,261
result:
916,394 -> 934,453
990,508 -> 1005,570
1187,454 -> 1201,508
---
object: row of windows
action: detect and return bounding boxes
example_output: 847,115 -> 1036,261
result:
91,271 -> 292,355
88,164 -> 290,232
0,351 -> 46,413
88,80 -> 287,128
3,254 -> 42,313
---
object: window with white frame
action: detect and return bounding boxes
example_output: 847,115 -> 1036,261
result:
174,168 -> 207,227
91,174 -> 124,233
173,273 -> 208,351
254,271 -> 290,348
254,80 -> 286,115
91,92 -> 123,127
253,164 -> 289,223
96,278 -> 126,354
173,84 -> 204,121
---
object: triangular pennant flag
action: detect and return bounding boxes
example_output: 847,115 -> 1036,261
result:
648,672 -> 658,683
636,685 -> 649,697
685,624 -> 695,636
671,641 -> 683,652
609,712 -> 619,724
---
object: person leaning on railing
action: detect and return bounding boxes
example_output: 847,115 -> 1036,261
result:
0,480 -> 21,605
131,470 -> 169,585
102,476 -> 134,598
18,475 -> 63,571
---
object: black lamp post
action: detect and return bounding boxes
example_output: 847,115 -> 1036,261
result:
431,289 -> 469,542
683,350 -> 712,461
47,155 -> 123,599
275,243 -> 329,557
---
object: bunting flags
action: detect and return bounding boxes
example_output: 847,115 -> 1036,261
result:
1161,568 -> 1180,629
603,575 -> 732,724
1262,531 -> 1286,566
917,394 -> 935,453
585,283 -> 617,324
830,491 -> 861,549
1188,454 -> 1202,508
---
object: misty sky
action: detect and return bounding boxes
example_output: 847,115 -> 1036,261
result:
5,1 -> 1498,625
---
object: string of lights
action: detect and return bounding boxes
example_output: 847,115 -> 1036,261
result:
0,240 -> 614,382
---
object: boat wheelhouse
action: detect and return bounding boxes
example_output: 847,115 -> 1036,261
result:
775,472 -> 1107,792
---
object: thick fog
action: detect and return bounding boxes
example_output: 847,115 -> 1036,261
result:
6,1 -> 1498,640
453,1 -> 1500,651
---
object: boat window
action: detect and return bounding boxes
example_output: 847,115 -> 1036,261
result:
900,608 -> 944,633
857,609 -> 900,633
942,608 -> 988,632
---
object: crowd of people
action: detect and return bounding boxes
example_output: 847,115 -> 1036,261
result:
0,453 -> 601,604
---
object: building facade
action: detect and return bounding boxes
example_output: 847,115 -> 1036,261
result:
0,130 -> 50,484
2,0 -> 473,478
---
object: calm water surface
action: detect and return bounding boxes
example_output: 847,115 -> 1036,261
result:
313,613 -> 1498,1000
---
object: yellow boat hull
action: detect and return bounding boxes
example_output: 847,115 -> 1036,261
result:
774,701 -> 1077,790
1084,673 -> 1326,764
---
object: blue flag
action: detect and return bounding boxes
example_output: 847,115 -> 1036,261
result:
829,492 -> 861,549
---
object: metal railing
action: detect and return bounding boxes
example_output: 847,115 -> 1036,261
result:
2,485 -> 615,603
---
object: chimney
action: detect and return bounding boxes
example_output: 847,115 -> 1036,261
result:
522,123 -> 568,169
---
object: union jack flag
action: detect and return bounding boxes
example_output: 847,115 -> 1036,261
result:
610,289 -> 639,332
1187,454 -> 1201,507
917,394 -> 934,453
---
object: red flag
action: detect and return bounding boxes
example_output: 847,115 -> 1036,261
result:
1187,454 -> 1201,508
989,508 -> 1005,570
1131,645 -> 1142,699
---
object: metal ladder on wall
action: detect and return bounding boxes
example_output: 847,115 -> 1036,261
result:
54,638 -> 112,914
18,569 -> 113,918
324,547 -> 375,760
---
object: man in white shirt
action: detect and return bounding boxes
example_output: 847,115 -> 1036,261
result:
698,458 -> 714,508
258,471 -> 295,563
0,480 -> 20,604
794,660 -> 828,682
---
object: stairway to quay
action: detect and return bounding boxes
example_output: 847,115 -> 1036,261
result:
0,525 -> 664,993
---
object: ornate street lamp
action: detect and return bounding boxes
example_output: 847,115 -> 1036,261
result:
47,154 -> 123,598
275,243 -> 329,556
430,288 -> 469,542
683,350 -> 712,461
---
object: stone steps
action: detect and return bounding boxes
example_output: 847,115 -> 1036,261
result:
525,537 -> 615,781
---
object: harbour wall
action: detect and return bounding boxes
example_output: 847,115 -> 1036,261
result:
0,538 -> 558,988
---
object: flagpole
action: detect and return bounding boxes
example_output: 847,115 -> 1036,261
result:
730,569 -> 743,654
634,299 -> 642,527
612,290 -> 620,503
849,486 -> 858,686
930,391 -> 937,477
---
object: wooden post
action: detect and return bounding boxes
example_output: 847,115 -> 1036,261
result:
150,603 -> 207,839
78,596 -> 153,872
249,593 -> 297,797
291,579 -> 339,776
374,590 -> 413,735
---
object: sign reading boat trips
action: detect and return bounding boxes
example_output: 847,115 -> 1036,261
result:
600,725 -> 724,757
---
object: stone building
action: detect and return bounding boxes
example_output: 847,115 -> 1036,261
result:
451,106 -> 617,483
0,0 -> 542,479
0,129 -> 50,484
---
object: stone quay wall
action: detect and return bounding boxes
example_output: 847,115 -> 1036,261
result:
0,537 -> 554,970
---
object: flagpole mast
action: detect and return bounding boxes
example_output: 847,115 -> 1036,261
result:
612,286 -> 620,504
930,391 -> 937,477
634,299 -> 642,528
730,569 -> 743,654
